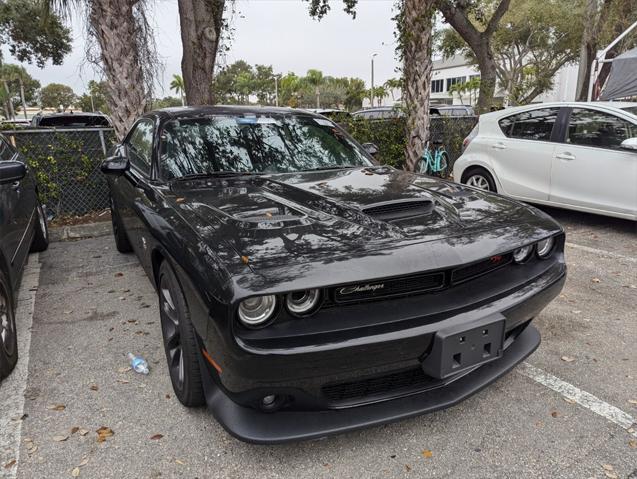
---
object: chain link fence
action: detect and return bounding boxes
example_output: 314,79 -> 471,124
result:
3,128 -> 116,217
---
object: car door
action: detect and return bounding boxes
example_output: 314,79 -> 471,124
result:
112,119 -> 156,269
490,107 -> 561,201
551,107 -> 637,217
0,137 -> 34,281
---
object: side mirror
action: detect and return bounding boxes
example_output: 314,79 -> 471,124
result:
100,146 -> 129,176
620,137 -> 637,151
0,160 -> 27,184
362,142 -> 379,157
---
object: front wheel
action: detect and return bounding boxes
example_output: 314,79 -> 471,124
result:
158,261 -> 205,407
0,270 -> 17,380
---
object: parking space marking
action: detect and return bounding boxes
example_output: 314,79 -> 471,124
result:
0,255 -> 41,479
519,362 -> 637,437
566,242 -> 637,263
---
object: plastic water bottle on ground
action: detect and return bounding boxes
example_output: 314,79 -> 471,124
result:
127,353 -> 149,375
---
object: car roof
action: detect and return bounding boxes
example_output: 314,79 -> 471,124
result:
150,105 -> 313,120
37,111 -> 108,117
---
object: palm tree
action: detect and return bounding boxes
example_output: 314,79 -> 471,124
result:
170,74 -> 186,106
46,0 -> 159,139
305,69 -> 324,108
383,78 -> 403,102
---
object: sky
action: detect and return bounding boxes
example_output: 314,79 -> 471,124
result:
2,0 -> 401,97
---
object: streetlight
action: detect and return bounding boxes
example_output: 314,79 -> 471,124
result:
371,52 -> 378,108
274,75 -> 279,107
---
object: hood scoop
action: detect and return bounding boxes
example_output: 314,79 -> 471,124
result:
362,199 -> 435,222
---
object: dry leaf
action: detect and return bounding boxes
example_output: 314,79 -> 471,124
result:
117,367 -> 131,373
175,459 -> 185,465
70,427 -> 79,434
551,411 -> 559,418
563,398 -> 576,404
405,465 -> 411,472
53,435 -> 69,442
561,356 -> 575,363
89,384 -> 98,391
47,404 -> 66,411
71,467 -> 80,477
591,278 -> 601,283
629,439 -> 637,449
78,458 -> 89,467
604,472 -> 618,479
602,464 -> 614,471
3,459 -> 16,469
628,399 -> 637,405
78,429 -> 89,436
114,272 -> 123,277
116,379 -> 130,384
27,445 -> 38,455
96,426 -> 114,443
422,449 -> 433,458
150,434 -> 163,440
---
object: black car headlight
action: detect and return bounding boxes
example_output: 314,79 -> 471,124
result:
286,289 -> 321,316
238,295 -> 277,327
513,245 -> 533,263
536,237 -> 555,258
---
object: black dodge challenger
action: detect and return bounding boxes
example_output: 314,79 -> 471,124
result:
102,106 -> 566,443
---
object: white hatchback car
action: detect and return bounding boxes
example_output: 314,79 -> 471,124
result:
453,102 -> 637,220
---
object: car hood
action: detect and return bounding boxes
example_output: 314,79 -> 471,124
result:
166,167 -> 553,276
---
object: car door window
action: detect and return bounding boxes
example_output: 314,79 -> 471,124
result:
126,120 -> 154,175
566,108 -> 636,150
499,108 -> 560,141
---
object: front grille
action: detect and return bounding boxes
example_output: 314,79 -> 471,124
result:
362,200 -> 434,221
333,271 -> 444,303
322,367 -> 440,404
451,253 -> 512,284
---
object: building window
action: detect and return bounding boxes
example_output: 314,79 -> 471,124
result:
446,76 -> 466,90
469,74 -> 480,81
431,79 -> 444,93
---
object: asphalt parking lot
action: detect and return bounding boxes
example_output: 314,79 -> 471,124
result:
1,206 -> 635,479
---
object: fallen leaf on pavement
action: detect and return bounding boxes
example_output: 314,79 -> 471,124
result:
422,449 -> 433,458
405,465 -> 411,472
27,445 -> 37,455
604,472 -> 618,479
78,458 -> 89,467
78,429 -> 89,436
175,459 -> 185,465
628,399 -> 637,405
47,404 -> 66,411
563,398 -> 576,404
602,464 -> 614,471
551,411 -> 559,418
70,427 -> 79,434
591,278 -> 601,283
89,384 -> 98,391
3,460 -> 16,469
560,356 -> 575,362
96,427 -> 114,443
629,439 -> 637,448
114,272 -> 123,277
116,379 -> 129,384
53,435 -> 69,442
71,467 -> 80,477
117,367 -> 131,373
150,434 -> 163,440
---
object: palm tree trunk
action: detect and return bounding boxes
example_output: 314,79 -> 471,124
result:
178,0 -> 225,105
403,0 -> 435,172
89,0 -> 148,139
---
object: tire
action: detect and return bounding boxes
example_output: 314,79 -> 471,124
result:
110,197 -> 132,253
0,270 -> 17,381
158,261 -> 205,407
461,167 -> 497,192
30,201 -> 49,253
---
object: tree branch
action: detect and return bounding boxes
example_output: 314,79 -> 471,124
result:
485,0 -> 512,35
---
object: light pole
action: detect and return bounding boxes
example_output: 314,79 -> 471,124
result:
370,53 -> 378,108
274,75 -> 279,107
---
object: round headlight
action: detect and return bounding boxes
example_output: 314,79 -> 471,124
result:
536,237 -> 555,258
513,245 -> 533,263
238,295 -> 277,326
286,289 -> 321,316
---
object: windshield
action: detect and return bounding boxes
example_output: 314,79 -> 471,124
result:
159,114 -> 372,180
621,105 -> 637,116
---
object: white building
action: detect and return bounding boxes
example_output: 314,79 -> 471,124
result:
430,54 -> 580,106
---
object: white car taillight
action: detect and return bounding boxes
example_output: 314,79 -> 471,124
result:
462,124 -> 479,153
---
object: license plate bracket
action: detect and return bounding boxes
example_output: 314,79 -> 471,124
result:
421,314 -> 505,380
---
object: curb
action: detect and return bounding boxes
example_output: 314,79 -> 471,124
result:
49,222 -> 112,242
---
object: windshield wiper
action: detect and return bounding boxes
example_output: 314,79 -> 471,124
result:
174,171 -> 263,181
301,165 -> 359,172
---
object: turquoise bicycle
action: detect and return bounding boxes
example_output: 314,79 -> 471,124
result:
418,141 -> 449,178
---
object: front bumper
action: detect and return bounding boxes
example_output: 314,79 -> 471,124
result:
197,262 -> 565,443
199,324 -> 540,444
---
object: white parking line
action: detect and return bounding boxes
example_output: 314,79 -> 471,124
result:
566,242 -> 637,263
0,255 -> 41,478
518,362 -> 637,437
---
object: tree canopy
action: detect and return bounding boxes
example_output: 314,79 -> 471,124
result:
0,0 -> 72,67
40,82 -> 76,111
76,80 -> 110,113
